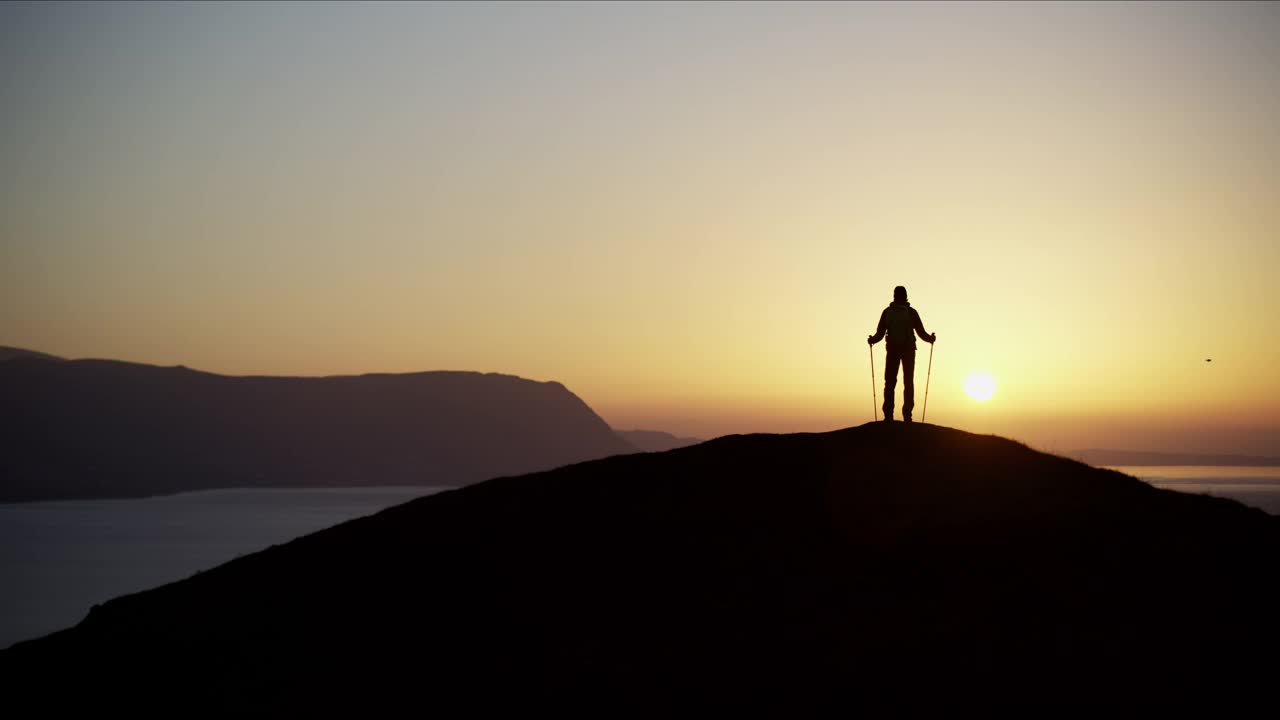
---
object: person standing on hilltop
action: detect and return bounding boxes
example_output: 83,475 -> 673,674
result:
868,285 -> 936,422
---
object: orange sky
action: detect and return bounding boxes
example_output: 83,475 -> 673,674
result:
2,2 -> 1277,454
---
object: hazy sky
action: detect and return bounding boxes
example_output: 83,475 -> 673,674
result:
3,2 -> 1277,453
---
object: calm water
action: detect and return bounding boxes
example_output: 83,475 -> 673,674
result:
0,486 -> 447,649
1107,466 -> 1280,515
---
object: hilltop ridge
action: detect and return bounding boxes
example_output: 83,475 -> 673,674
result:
4,422 -> 1276,710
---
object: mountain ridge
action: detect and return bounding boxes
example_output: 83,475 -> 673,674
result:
0,352 -> 633,502
614,428 -> 703,452
0,346 -> 65,362
1072,447 -> 1280,466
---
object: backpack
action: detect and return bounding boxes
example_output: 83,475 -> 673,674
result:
884,304 -> 915,344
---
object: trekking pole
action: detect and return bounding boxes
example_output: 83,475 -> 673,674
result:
869,343 -> 877,422
922,339 -> 934,423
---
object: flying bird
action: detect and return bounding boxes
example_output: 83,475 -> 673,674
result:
1205,358 -> 1212,362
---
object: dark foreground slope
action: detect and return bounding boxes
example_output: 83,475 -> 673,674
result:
5,423 -> 1277,710
0,353 -> 632,501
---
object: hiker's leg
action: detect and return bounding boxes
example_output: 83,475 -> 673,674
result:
902,348 -> 917,419
883,346 -> 900,419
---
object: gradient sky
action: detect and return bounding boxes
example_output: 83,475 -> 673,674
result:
3,2 -> 1278,454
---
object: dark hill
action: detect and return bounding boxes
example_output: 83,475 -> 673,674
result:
1073,447 -> 1280,466
615,428 -> 703,452
0,353 -> 632,501
4,423 -> 1276,710
0,346 -> 64,362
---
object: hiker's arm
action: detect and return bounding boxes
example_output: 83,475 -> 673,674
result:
913,309 -> 936,343
868,311 -> 886,345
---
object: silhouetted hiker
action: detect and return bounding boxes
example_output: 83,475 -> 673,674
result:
868,286 -> 935,422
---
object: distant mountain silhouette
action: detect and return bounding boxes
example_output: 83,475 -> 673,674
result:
614,428 -> 703,452
1073,447 -> 1280,466
5,423 -> 1276,710
0,346 -> 64,362
0,351 -> 633,502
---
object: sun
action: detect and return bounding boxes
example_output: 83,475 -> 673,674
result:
964,372 -> 997,402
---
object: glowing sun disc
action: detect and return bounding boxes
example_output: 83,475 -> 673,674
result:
964,373 -> 997,402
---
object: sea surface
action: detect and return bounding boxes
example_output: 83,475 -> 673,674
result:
1106,466 -> 1280,515
0,486 -> 447,649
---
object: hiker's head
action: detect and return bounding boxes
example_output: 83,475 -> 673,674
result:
893,286 -> 908,302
